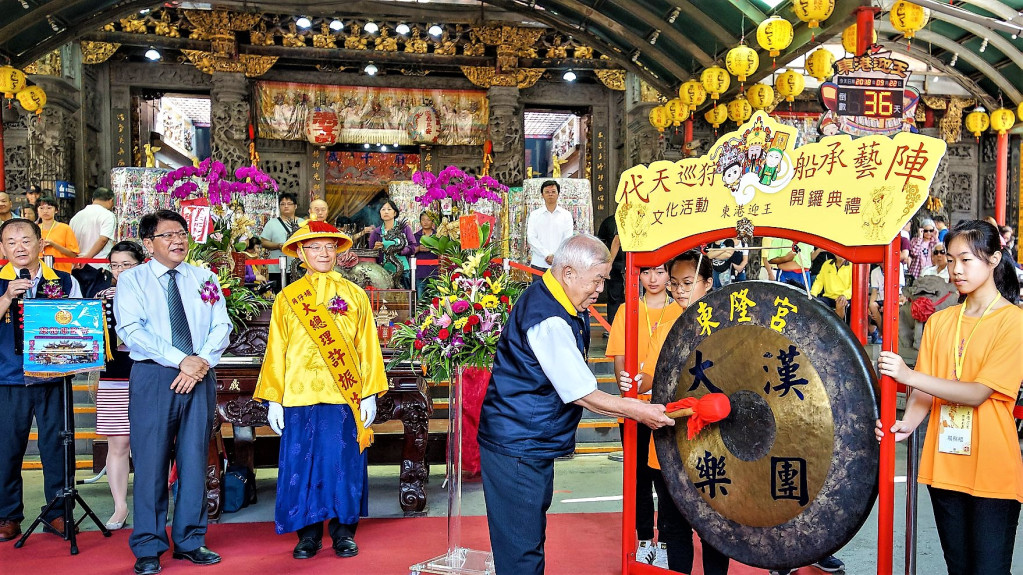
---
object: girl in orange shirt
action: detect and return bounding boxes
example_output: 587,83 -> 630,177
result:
36,196 -> 79,274
619,250 -> 731,575
606,261 -> 683,565
877,220 -> 1022,574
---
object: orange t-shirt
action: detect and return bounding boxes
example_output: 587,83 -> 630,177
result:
41,222 -> 80,274
915,303 -> 1023,502
605,297 -> 684,400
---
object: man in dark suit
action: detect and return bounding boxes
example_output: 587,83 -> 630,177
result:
114,210 -> 232,575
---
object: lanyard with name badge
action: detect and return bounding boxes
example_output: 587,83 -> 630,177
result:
938,295 -> 1000,455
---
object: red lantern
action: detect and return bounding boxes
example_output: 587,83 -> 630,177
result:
407,105 -> 441,144
305,106 -> 340,146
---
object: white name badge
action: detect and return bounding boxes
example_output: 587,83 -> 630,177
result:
938,404 -> 973,455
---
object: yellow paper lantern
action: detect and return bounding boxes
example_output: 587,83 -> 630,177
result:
0,66 -> 27,99
678,80 -> 707,112
889,1 -> 929,40
1018,101 -> 1023,123
665,98 -> 690,126
792,0 -> 835,29
775,70 -> 805,102
701,66 -> 730,101
842,23 -> 878,54
649,105 -> 672,132
727,98 -> 753,124
704,103 -> 728,129
989,108 -> 1015,135
747,84 -> 775,110
964,109 -> 989,138
16,86 -> 46,114
805,48 -> 836,82
756,16 -> 794,58
725,44 -> 759,83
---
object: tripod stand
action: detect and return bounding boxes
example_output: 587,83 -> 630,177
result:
15,376 -> 110,554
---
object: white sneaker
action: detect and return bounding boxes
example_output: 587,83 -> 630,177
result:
653,542 -> 668,569
637,540 -> 657,565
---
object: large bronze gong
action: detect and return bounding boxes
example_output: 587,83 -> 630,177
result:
651,280 -> 879,570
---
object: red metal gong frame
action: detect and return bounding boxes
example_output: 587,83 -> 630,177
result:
620,226 -> 901,575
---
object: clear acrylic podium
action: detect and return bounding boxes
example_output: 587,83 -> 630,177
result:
410,366 -> 495,575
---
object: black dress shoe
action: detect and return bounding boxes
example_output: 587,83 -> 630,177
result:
134,557 -> 162,575
293,537 -> 322,559
333,536 -> 359,558
172,546 -> 222,565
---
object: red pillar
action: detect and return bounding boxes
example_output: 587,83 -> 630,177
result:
622,252 -> 640,575
851,263 -> 868,344
995,132 -> 1007,225
877,240 -> 900,575
855,7 -> 880,57
0,115 -> 5,192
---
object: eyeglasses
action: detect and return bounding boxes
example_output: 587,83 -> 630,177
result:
110,262 -> 138,271
302,243 -> 338,254
932,249 -> 946,255
149,230 -> 189,241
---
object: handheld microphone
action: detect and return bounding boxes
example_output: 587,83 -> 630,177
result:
18,268 -> 31,298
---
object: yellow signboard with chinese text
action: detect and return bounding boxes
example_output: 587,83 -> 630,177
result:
615,111 -> 947,252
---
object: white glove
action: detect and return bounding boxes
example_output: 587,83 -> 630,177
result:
267,401 -> 285,435
360,395 -> 377,429
618,370 -> 639,393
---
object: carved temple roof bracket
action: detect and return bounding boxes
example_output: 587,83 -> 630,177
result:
181,10 -> 277,77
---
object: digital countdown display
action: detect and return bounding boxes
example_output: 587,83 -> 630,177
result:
818,53 -> 919,136
832,77 -> 904,118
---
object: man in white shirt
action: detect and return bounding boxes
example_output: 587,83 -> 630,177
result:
69,187 -> 117,297
526,180 -> 573,271
259,193 -> 305,290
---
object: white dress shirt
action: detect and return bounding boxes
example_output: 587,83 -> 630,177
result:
114,259 -> 232,369
526,205 -> 574,268
527,317 -> 597,403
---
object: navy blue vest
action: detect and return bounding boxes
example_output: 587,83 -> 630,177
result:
0,269 -> 75,386
478,276 -> 590,459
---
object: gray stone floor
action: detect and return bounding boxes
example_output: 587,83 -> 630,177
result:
13,439 -> 1023,574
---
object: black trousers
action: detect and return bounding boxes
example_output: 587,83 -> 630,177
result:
620,422 -> 655,540
128,362 -> 217,558
296,518 -> 357,542
480,446 -> 555,575
0,383 -> 64,522
652,470 -> 730,575
71,265 -> 111,299
928,486 -> 1021,575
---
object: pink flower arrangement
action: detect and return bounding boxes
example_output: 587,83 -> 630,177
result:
198,279 -> 221,304
155,158 -> 279,205
328,296 -> 349,316
41,280 -> 63,299
412,166 -> 506,208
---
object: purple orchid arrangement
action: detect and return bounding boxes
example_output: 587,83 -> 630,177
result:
155,158 -> 279,205
41,280 -> 63,299
198,279 -> 221,304
412,165 -> 506,208
328,296 -> 349,316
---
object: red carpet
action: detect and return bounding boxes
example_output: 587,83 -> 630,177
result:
0,513 -> 781,574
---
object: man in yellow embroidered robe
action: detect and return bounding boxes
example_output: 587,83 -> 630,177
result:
253,221 -> 387,560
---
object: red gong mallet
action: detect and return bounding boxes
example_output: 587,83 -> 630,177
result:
665,393 -> 731,440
